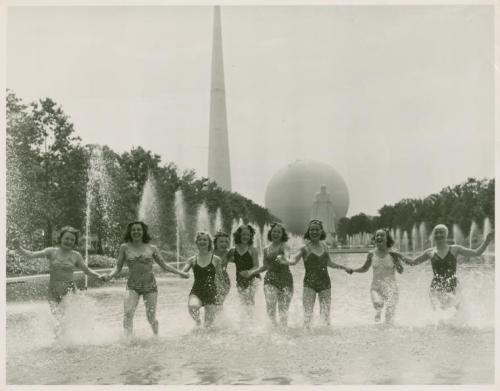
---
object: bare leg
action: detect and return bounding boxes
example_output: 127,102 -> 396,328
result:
318,288 -> 331,327
143,291 -> 159,335
124,290 -> 141,337
277,287 -> 293,327
264,284 -> 279,325
188,295 -> 203,326
303,286 -> 317,329
370,289 -> 384,323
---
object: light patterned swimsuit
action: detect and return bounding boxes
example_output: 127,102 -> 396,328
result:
48,250 -> 77,303
125,245 -> 158,296
371,252 -> 398,303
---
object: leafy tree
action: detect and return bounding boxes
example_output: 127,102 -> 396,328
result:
7,92 -> 87,247
340,178 -> 494,241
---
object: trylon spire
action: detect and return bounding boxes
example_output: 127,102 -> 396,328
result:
208,5 -> 232,191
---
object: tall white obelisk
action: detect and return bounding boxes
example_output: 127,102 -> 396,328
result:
208,5 -> 232,191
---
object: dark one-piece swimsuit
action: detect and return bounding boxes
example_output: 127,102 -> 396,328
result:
303,247 -> 331,293
233,249 -> 260,292
48,254 -> 77,303
263,246 -> 293,292
190,254 -> 218,306
430,248 -> 458,294
126,246 -> 158,296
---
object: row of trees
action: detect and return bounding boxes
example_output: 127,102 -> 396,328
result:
7,90 -> 495,253
337,177 -> 494,241
6,91 -> 276,256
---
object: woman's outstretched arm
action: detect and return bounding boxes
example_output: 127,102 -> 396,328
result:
455,231 -> 494,258
352,252 -> 373,273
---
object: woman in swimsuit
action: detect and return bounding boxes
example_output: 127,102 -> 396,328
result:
226,225 -> 260,311
213,231 -> 231,306
394,224 -> 494,310
285,220 -> 352,329
242,223 -> 293,327
105,221 -> 189,337
13,226 -> 104,316
183,231 -> 225,327
352,229 -> 404,324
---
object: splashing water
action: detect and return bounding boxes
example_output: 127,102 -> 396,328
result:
237,217 -> 244,228
288,234 -> 304,253
452,224 -> 465,246
214,208 -> 223,233
56,293 -> 121,346
84,146 -> 113,287
254,227 -> 263,255
401,231 -> 409,253
174,190 -> 186,268
411,224 -> 419,252
419,222 -> 428,252
395,227 -> 402,250
483,217 -> 491,238
138,173 -> 162,242
469,221 -> 480,248
483,217 -> 494,254
230,218 -> 238,233
196,203 -> 211,234
262,223 -> 271,246
7,252 -> 494,384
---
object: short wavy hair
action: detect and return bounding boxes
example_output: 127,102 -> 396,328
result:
375,228 -> 395,248
304,220 -> 326,240
267,222 -> 289,242
195,231 -> 213,251
233,224 -> 255,245
58,226 -> 79,247
432,224 -> 449,238
123,221 -> 152,243
213,231 -> 230,251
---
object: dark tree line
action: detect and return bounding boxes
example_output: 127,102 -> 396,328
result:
6,91 -> 276,256
337,178 -> 494,242
7,90 -> 494,255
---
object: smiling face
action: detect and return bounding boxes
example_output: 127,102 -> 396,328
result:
60,231 -> 77,250
432,225 -> 448,243
374,229 -> 388,249
270,225 -> 284,242
130,223 -> 144,242
240,228 -> 251,245
196,233 -> 210,250
308,223 -> 322,241
216,236 -> 230,251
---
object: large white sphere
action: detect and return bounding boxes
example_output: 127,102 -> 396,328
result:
265,160 -> 349,234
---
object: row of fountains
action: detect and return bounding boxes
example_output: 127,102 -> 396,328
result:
143,172 -> 306,266
83,147 -> 494,285
82,147 -> 306,273
346,218 -> 494,254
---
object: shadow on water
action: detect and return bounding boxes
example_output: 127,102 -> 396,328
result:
260,376 -> 293,385
184,366 -> 226,385
182,366 -> 295,385
432,366 -> 465,385
122,364 -> 164,385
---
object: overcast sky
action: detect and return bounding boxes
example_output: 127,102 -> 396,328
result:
6,5 -> 494,216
